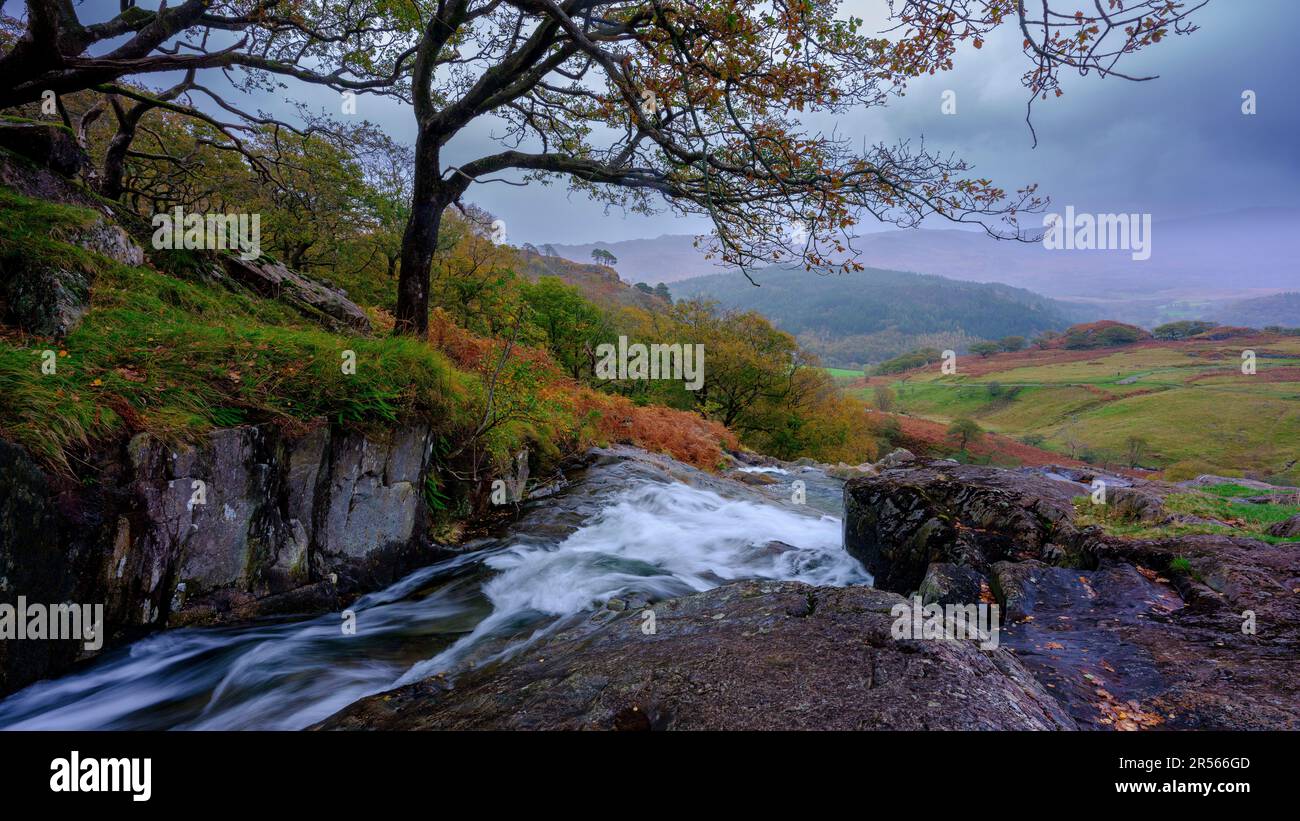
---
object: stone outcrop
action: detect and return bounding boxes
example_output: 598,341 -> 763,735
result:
318,579 -> 1076,731
842,461 -> 1090,593
843,461 -> 1300,730
0,211 -> 144,338
1267,514 -> 1300,537
0,421 -> 444,696
222,257 -> 371,333
0,121 -> 88,178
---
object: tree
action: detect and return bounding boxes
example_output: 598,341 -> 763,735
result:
591,248 -> 618,266
521,277 -> 610,381
873,385 -> 896,413
969,341 -> 1001,358
1154,320 -> 1215,340
1034,330 -> 1063,349
998,336 -> 1026,352
0,1 -> 1209,337
1125,436 -> 1150,468
652,283 -> 671,303
947,418 -> 983,452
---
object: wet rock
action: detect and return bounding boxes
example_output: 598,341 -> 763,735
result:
0,421 -> 444,695
917,562 -> 988,606
844,460 -> 1300,730
317,580 -> 1076,731
843,460 -> 1089,594
989,559 -> 1051,623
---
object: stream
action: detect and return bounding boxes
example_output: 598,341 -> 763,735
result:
0,449 -> 866,730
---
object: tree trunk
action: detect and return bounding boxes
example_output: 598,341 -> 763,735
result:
395,132 -> 444,337
101,126 -> 134,201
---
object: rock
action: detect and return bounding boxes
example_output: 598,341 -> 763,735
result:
1105,485 -> 1171,523
0,213 -> 144,337
0,121 -> 88,177
843,460 -> 1089,594
0,420 -> 444,696
875,448 -> 915,469
1267,515 -> 1300,537
989,559 -> 1050,623
222,256 -> 371,333
1179,474 -> 1296,492
824,462 -> 878,480
843,459 -> 1300,730
316,580 -> 1076,730
917,562 -> 988,606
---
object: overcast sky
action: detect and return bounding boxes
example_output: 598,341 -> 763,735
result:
489,0 -> 1296,244
123,0 -> 1300,245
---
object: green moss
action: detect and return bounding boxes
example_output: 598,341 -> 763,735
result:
0,186 -> 476,472
1073,492 -> 1300,545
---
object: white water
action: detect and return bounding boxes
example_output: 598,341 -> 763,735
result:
0,474 -> 866,730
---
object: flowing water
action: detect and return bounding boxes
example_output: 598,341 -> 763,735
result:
0,451 -> 867,730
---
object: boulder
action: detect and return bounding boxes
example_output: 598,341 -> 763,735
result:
222,256 -> 371,333
317,580 -> 1076,730
1267,514 -> 1300,538
1,213 -> 143,337
875,447 -> 915,469
917,562 -> 988,606
843,460 -> 1088,594
0,120 -> 88,177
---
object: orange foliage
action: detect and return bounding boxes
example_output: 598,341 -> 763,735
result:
426,309 -> 736,469
561,386 -> 738,470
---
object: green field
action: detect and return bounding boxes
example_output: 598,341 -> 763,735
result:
823,367 -> 863,383
850,340 -> 1300,483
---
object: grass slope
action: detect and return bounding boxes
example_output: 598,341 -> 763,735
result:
847,338 -> 1300,484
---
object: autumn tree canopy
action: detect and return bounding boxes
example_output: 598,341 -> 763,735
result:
0,0 -> 1207,335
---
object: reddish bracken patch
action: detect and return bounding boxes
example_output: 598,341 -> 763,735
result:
563,386 -> 737,469
877,413 -> 1091,469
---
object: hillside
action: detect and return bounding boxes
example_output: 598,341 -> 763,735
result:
1217,291 -> 1300,327
674,265 -> 1075,368
517,247 -> 666,311
850,333 -> 1300,485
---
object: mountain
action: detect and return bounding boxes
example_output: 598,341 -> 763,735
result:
674,265 -> 1078,368
549,207 -> 1300,301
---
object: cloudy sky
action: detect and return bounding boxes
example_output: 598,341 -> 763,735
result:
112,0 -> 1300,246
484,0 -> 1296,244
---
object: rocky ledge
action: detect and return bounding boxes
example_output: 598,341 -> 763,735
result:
322,453 -> 1299,731
844,459 -> 1300,730
318,579 -> 1074,731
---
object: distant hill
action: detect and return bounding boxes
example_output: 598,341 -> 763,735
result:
549,207 -> 1300,301
674,266 -> 1075,368
1215,292 -> 1300,328
546,235 -> 718,285
517,247 -> 665,311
